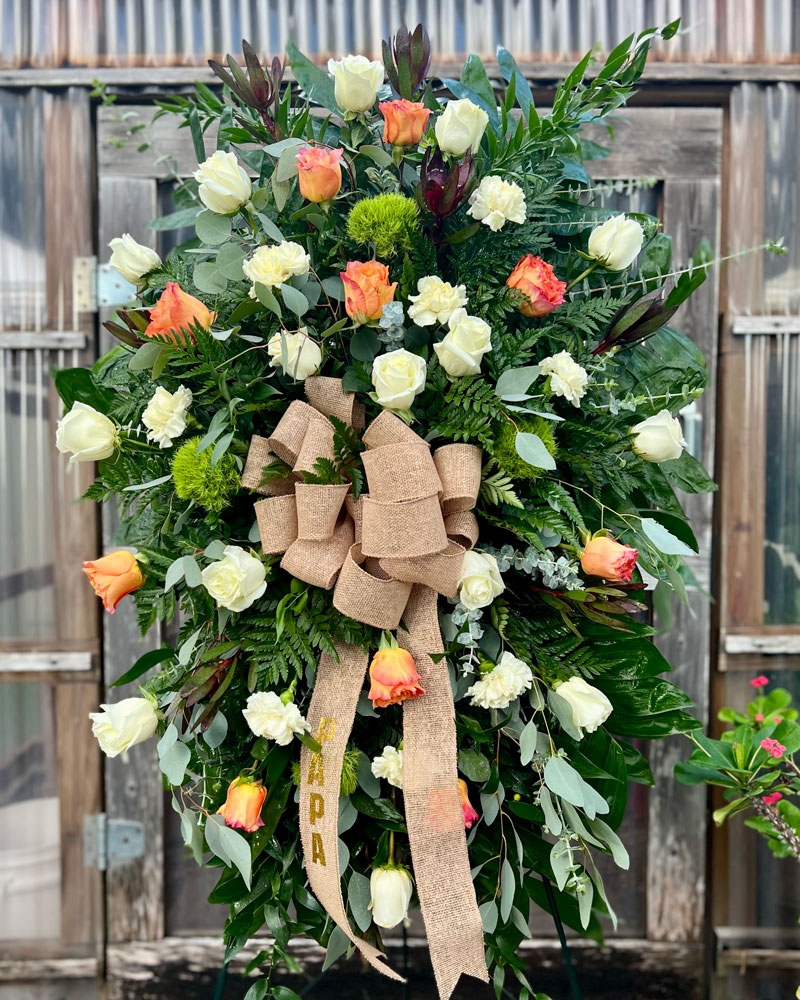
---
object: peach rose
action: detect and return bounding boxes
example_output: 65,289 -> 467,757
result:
341,260 -> 397,322
216,777 -> 266,833
458,779 -> 479,829
580,535 -> 638,582
379,99 -> 432,146
368,647 -> 426,708
506,255 -> 566,318
144,282 -> 214,346
83,550 -> 144,613
295,146 -> 343,203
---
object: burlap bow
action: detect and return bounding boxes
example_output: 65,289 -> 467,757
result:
242,376 -> 489,999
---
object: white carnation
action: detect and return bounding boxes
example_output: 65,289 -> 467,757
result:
539,350 -> 589,407
467,175 -> 527,232
243,691 -> 311,746
467,652 -> 533,710
142,385 -> 192,448
407,275 -> 468,327
371,745 -> 404,788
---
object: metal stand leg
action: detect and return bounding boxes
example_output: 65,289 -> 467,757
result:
542,876 -> 584,1000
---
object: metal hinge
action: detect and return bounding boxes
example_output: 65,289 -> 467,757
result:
83,813 -> 146,870
73,256 -> 137,312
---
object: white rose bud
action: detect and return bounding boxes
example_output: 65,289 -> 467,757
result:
243,241 -> 311,296
630,409 -> 686,463
327,54 -> 384,113
55,402 -> 119,465
371,348 -> 427,411
142,385 -> 192,448
407,275 -> 468,327
89,697 -> 158,758
371,746 -> 404,789
539,350 -> 589,407
434,307 -> 492,377
193,150 -> 252,216
553,676 -> 613,738
369,867 -> 413,929
108,233 -> 161,284
242,690 -> 311,746
201,545 -> 267,613
467,175 -> 527,232
587,214 -> 644,271
466,652 -> 533,711
434,98 -> 489,156
458,550 -> 505,611
267,328 -> 322,381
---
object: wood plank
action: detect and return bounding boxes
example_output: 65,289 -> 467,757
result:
732,316 -> 800,335
0,332 -> 87,349
723,633 -> 800,654
0,958 -> 97,981
0,651 -> 92,671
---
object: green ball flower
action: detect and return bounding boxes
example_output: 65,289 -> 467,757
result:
291,746 -> 361,796
346,193 -> 419,259
171,437 -> 240,513
493,416 -> 557,480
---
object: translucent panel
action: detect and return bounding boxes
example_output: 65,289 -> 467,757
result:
764,85 -> 800,315
0,681 -> 61,941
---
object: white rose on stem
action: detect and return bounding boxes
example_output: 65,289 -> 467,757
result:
56,402 -> 119,465
458,550 -> 505,610
539,350 -> 589,407
553,676 -> 613,738
587,214 -> 644,271
327,54 -> 384,113
371,745 -> 404,789
434,308 -> 492,377
243,691 -> 311,746
630,409 -> 686,462
267,328 -> 322,381
142,385 -> 192,448
108,233 -> 161,284
466,652 -> 533,710
89,697 -> 158,758
467,175 -> 527,232
371,349 -> 427,411
369,867 -> 413,929
193,150 -> 252,215
435,98 -> 489,156
201,545 -> 267,613
407,275 -> 468,327
243,241 -> 311,296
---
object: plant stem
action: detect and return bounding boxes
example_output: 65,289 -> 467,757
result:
752,795 -> 800,859
565,259 -> 599,291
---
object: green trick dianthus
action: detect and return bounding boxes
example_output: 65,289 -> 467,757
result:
493,416 -> 557,480
346,193 -> 419,259
172,437 -> 240,513
291,746 -> 361,796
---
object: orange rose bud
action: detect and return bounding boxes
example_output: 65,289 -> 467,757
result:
144,282 -> 214,346
341,260 -> 397,323
379,99 -> 432,147
295,146 -> 343,203
82,550 -> 144,614
458,779 -> 479,829
216,777 -> 266,834
368,647 -> 426,708
506,254 -> 566,318
580,535 -> 638,582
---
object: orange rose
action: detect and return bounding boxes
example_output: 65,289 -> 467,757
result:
458,779 -> 479,829
82,550 -> 144,613
368,647 -> 426,708
144,282 -> 214,346
506,255 -> 566,318
216,777 -> 266,833
580,535 -> 638,582
340,260 -> 397,322
295,146 -> 343,203
379,99 -> 431,147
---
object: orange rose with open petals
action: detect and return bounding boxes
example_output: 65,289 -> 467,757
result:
341,260 -> 397,323
295,146 -> 343,203
580,535 -> 638,582
83,550 -> 144,613
458,779 -> 479,829
216,777 -> 266,833
506,255 -> 566,318
368,647 -> 426,708
379,99 -> 431,147
144,282 -> 214,346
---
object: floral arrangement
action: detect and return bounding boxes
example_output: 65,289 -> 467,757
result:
54,20 -> 720,1000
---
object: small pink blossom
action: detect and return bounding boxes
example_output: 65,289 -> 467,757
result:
763,792 -> 783,806
755,713 -> 765,722
750,675 -> 769,688
760,738 -> 786,760
774,717 -> 782,724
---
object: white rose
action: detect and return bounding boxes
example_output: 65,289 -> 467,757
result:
371,349 -> 427,411
243,241 -> 311,296
587,214 -> 644,271
467,175 -> 527,232
55,402 -> 119,465
108,233 -> 161,284
553,676 -> 613,737
193,150 -> 252,215
89,697 -> 158,758
539,350 -> 589,407
466,652 -> 533,710
369,867 -> 413,929
242,691 -> 311,746
630,409 -> 686,463
201,545 -> 267,613
433,308 -> 492,377
407,275 -> 468,327
267,328 -> 322,380
435,98 -> 489,157
142,385 -> 192,448
458,550 -> 505,611
327,54 -> 384,113
371,745 -> 403,789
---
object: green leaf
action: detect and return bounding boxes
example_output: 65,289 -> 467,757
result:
322,926 -> 350,970
53,367 -> 115,411
458,748 -> 492,783
243,980 -> 269,1000
148,206 -> 203,230
196,210 -> 232,245
479,900 -> 498,933
218,823 -> 252,889
350,328 -> 381,362
164,556 -> 187,592
578,878 -> 593,929
128,341 -> 163,372
276,142 -> 303,183
112,647 -> 174,687
280,282 -> 310,317
359,144 -> 394,167
520,720 -> 538,766
586,816 -> 629,869
202,711 -> 228,750
321,275 -> 345,301
549,840 -> 572,892
539,787 -> 562,836
640,516 -> 695,557
460,54 -> 498,116
159,739 -> 191,785
347,871 -> 372,932
495,365 -> 541,400
497,47 -> 534,122
255,282 -> 282,317
661,451 -> 717,493
216,242 -> 246,280
287,42 -> 339,113
515,431 -> 556,470
188,104 -> 206,162
500,857 -> 515,923
193,261 -> 227,294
